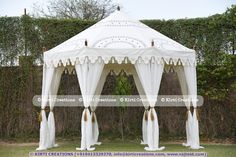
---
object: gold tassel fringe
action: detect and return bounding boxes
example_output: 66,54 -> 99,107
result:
196,108 -> 200,121
150,108 -> 155,121
38,110 -> 42,122
92,112 -> 96,123
144,110 -> 148,121
84,110 -> 88,121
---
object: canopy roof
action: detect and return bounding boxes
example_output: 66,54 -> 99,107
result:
44,9 -> 196,67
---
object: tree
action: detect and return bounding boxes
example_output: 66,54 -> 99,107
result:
32,0 -> 116,20
223,5 -> 236,55
113,71 -> 132,141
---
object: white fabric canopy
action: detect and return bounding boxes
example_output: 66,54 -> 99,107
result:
38,8 -> 202,151
175,66 -> 193,147
37,67 -> 54,150
135,61 -> 165,151
48,67 -> 64,148
75,60 -> 104,150
37,66 -> 64,151
43,10 -> 195,68
90,68 -> 109,145
184,65 -> 203,149
133,72 -> 149,145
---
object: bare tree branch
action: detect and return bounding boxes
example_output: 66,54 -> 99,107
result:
32,0 -> 116,20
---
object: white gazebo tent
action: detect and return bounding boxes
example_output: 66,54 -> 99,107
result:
36,8 -> 203,151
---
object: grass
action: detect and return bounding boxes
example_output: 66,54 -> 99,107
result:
0,139 -> 235,157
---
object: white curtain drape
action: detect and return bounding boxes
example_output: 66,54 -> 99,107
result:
184,65 -> 203,149
75,59 -> 104,151
90,69 -> 109,145
133,72 -> 149,145
48,67 -> 64,148
37,66 -> 55,151
175,66 -> 193,147
135,61 -> 165,151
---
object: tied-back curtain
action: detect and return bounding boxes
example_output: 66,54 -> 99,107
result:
184,65 -> 203,149
135,61 -> 165,151
37,66 -> 55,151
175,66 -> 193,147
75,59 -> 104,151
133,72 -> 149,145
90,69 -> 109,145
48,67 -> 64,148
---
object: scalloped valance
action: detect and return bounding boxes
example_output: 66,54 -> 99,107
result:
44,47 -> 196,68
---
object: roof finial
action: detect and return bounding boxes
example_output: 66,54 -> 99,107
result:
117,6 -> 120,11
151,40 -> 154,47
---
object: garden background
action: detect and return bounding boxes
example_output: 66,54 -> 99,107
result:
0,6 -> 235,143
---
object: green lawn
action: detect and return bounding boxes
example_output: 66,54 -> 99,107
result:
0,140 -> 235,157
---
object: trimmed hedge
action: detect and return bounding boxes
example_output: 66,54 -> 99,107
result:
0,6 -> 235,139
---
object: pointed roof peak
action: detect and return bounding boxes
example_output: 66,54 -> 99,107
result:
117,6 -> 120,11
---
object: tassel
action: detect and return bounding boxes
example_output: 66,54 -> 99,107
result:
92,112 -> 96,123
84,110 -> 87,122
196,108 -> 200,121
150,108 -> 155,121
144,110 -> 148,121
38,110 -> 42,122
45,107 -> 50,113
185,110 -> 189,121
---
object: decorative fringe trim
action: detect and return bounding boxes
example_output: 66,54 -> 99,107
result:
44,55 -> 196,68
